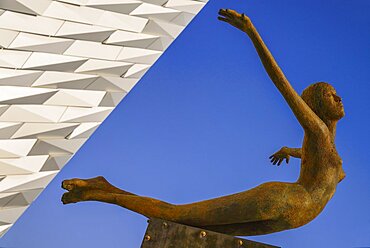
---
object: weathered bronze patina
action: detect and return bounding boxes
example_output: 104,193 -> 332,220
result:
61,9 -> 346,236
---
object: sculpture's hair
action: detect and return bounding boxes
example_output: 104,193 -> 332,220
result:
301,82 -> 333,122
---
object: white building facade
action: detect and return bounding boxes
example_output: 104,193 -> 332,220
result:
0,0 -> 207,237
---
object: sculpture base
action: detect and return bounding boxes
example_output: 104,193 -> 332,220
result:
141,218 -> 280,248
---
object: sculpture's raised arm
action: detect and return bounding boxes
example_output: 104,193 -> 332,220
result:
218,9 -> 326,134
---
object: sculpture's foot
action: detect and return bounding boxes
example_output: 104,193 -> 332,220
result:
62,189 -> 114,205
62,176 -> 112,192
61,191 -> 85,204
61,176 -> 135,205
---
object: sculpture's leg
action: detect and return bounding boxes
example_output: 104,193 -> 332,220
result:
61,189 -> 283,235
62,189 -> 178,220
61,178 -> 286,227
62,176 -> 136,195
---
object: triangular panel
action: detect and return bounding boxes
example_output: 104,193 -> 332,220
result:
0,0 -> 208,237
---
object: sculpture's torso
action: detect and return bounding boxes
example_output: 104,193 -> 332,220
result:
290,131 -> 344,227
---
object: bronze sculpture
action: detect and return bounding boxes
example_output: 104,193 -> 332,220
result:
61,9 -> 346,236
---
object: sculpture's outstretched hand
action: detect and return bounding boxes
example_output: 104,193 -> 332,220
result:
269,147 -> 290,166
218,9 -> 252,33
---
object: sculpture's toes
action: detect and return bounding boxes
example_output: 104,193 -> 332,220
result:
62,178 -> 88,191
61,191 -> 84,204
62,176 -> 110,191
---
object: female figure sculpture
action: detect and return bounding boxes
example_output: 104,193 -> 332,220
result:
61,9 -> 346,236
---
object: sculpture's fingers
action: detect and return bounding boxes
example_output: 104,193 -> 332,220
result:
217,11 -> 227,18
241,13 -> 249,21
218,9 -> 233,18
277,159 -> 283,166
273,158 -> 278,165
225,9 -> 240,17
217,16 -> 230,23
286,156 -> 290,164
269,155 -> 274,159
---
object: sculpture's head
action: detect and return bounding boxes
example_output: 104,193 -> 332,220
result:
301,82 -> 345,122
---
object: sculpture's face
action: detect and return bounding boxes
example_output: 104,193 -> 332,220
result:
302,82 -> 345,123
322,87 -> 345,121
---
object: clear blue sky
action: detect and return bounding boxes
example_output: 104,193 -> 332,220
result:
1,0 -> 369,247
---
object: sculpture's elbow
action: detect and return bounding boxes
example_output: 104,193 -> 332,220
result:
338,172 -> 346,183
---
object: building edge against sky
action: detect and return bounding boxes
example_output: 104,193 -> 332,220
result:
0,0 -> 208,237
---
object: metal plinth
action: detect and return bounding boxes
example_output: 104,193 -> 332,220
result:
140,218 -> 280,248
